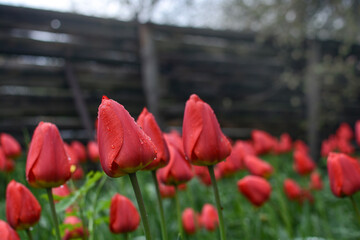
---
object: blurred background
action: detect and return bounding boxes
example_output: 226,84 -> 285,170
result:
0,0 -> 359,160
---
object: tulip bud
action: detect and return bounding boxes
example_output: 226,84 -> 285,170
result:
137,107 -> 169,170
294,140 -> 309,153
244,155 -> 273,178
26,122 -> 71,188
97,96 -> 157,177
237,175 -> 271,207
293,150 -> 315,175
52,184 -> 71,200
251,130 -> 276,155
87,141 -> 99,162
283,179 -> 302,201
109,194 -> 140,233
64,143 -> 84,180
0,220 -> 20,240
193,165 -> 212,186
182,208 -> 199,234
356,120 -> 360,147
182,94 -> 231,166
158,131 -> 193,185
70,141 -> 87,163
0,133 -> 21,158
0,147 -> 15,173
63,216 -> 87,240
200,204 -> 219,231
327,152 -> 360,197
6,180 -> 41,230
336,122 -> 353,140
310,172 -> 323,190
274,133 -> 292,154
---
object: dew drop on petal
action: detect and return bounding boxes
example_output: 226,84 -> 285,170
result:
111,145 -> 115,149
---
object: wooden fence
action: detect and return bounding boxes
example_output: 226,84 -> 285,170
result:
0,4 -> 359,158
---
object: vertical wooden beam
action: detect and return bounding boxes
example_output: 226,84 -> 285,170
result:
305,41 -> 321,161
65,62 -> 93,140
138,23 -> 162,126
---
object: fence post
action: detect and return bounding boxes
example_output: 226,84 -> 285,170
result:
305,41 -> 321,161
65,62 -> 93,140
138,23 -> 162,126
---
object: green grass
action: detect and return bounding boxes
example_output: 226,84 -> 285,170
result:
1,152 -> 360,240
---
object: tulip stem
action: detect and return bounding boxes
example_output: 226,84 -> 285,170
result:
89,175 -> 107,240
46,188 -> 61,240
151,170 -> 168,240
123,233 -> 129,240
26,228 -> 33,240
208,165 -> 226,240
350,196 -> 360,225
174,186 -> 184,240
129,172 -> 152,240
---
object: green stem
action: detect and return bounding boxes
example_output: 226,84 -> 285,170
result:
129,172 -> 152,240
70,179 -> 87,240
123,233 -> 129,240
208,165 -> 226,240
151,170 -> 168,240
46,188 -> 61,240
89,175 -> 107,240
350,195 -> 360,226
174,186 -> 184,240
26,228 -> 33,240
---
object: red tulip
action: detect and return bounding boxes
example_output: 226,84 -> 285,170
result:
158,131 -> 193,186
0,147 -> 15,173
87,141 -> 99,162
294,140 -> 309,153
321,140 -> 332,158
300,189 -> 314,204
275,133 -> 292,154
327,152 -> 360,197
6,180 -> 41,230
252,130 -> 276,155
283,179 -> 302,201
355,120 -> 360,146
244,155 -> 273,178
0,133 -> 21,158
137,107 -> 169,171
0,220 -> 20,240
237,175 -> 271,207
336,122 -> 353,140
63,216 -> 87,240
336,138 -> 354,154
71,141 -> 87,163
109,194 -> 140,234
293,150 -> 315,175
52,184 -> 71,202
310,172 -> 323,190
26,122 -> 71,188
97,96 -> 157,177
182,94 -> 231,166
193,165 -> 212,186
200,204 -> 219,231
64,143 -> 84,180
182,208 -> 199,234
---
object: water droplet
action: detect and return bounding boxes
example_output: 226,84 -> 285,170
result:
107,127 -> 110,131
111,145 -> 115,149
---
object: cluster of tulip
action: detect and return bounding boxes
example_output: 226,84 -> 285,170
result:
1,93 -> 360,240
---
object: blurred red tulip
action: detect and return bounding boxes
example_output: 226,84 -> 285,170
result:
293,150 -> 315,175
109,194 -> 140,234
0,220 -> 20,240
63,216 -> 87,240
52,184 -> 71,200
294,140 -> 309,153
237,175 -> 271,207
321,140 -> 332,158
0,133 -> 21,158
327,152 -> 360,197
182,94 -> 231,166
244,155 -> 273,178
6,180 -> 41,230
283,179 -> 302,201
158,131 -> 193,186
97,96 -> 157,177
252,130 -> 276,155
70,141 -> 87,163
26,122 -> 71,188
300,189 -> 314,204
87,141 -> 99,162
193,165 -> 212,186
336,123 -> 353,140
275,133 -> 292,154
336,138 -> 354,154
0,147 -> 15,173
355,120 -> 360,146
310,172 -> 323,190
182,208 -> 199,234
200,204 -> 219,231
64,143 -> 83,180
137,107 -> 169,171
